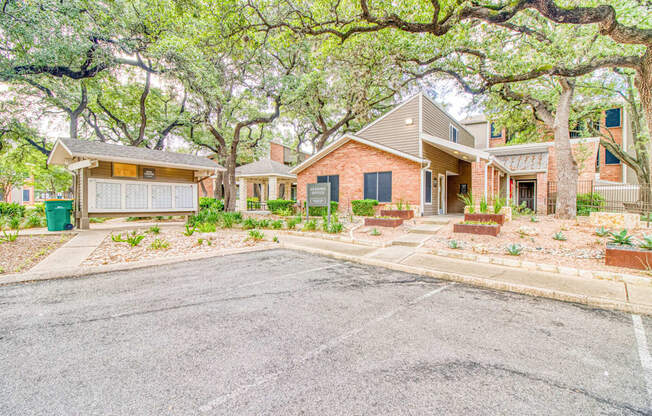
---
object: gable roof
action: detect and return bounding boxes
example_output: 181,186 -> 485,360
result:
48,138 -> 223,172
495,153 -> 549,173
290,134 -> 425,174
235,159 -> 295,178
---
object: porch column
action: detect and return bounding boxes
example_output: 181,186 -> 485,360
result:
471,160 -> 486,204
506,174 -> 511,204
238,177 -> 247,211
80,167 -> 90,230
268,176 -> 278,200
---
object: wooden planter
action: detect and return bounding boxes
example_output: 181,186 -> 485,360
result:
453,223 -> 500,236
365,217 -> 404,228
464,213 -> 505,225
380,209 -> 414,220
605,244 -> 652,270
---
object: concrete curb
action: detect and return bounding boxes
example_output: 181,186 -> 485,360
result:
418,247 -> 652,287
281,242 -> 652,316
0,245 -> 275,286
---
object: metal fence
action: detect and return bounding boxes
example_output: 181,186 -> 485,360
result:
547,180 -> 652,216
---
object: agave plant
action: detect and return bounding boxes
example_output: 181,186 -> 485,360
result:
552,231 -> 567,241
506,243 -> 523,256
595,227 -> 610,237
639,235 -> 652,251
608,229 -> 633,246
448,239 -> 461,249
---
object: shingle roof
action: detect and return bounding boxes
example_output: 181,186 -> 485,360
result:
58,138 -> 221,170
235,159 -> 295,177
495,152 -> 548,172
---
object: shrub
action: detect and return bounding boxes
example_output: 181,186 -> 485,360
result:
220,213 -> 235,229
576,192 -> 605,216
351,199 -> 378,216
148,225 -> 160,234
493,196 -> 506,214
305,201 -> 339,216
458,194 -> 474,213
506,243 -> 523,256
0,202 -> 25,218
273,236 -> 279,243
552,231 -> 567,241
302,219 -> 317,231
243,218 -> 258,230
197,222 -> 217,233
530,216 -> 539,223
192,208 -> 221,225
327,222 -> 344,234
199,197 -> 224,211
89,217 -> 108,223
23,214 -> 44,228
276,208 -> 294,217
257,219 -> 270,228
271,220 -> 283,229
149,238 -> 170,250
248,230 -> 265,241
111,233 -> 125,242
448,239 -> 460,249
33,203 -> 45,215
595,227 -> 610,237
608,229 -> 632,246
183,224 -> 197,236
126,233 -> 145,247
126,216 -> 150,221
267,199 -> 294,214
9,216 -> 21,230
286,217 -> 301,230
639,235 -> 652,250
0,230 -> 18,243
479,196 -> 488,214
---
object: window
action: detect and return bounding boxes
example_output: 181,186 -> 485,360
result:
22,189 -> 30,202
317,175 -> 339,202
490,122 -> 502,138
605,108 -> 621,128
449,125 -> 458,143
291,184 -> 297,201
279,183 -> 286,199
424,170 -> 432,204
363,171 -> 392,202
605,149 -> 621,165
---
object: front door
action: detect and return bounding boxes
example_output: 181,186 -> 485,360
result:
518,181 -> 535,211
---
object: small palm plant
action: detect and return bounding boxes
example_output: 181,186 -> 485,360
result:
493,196 -> 505,214
183,224 -> 197,236
111,233 -> 125,243
506,243 -> 523,256
479,196 -> 488,214
126,233 -> 145,247
608,229 -> 633,246
458,193 -> 475,214
148,224 -> 160,234
553,231 -> 567,241
149,238 -> 170,250
248,230 -> 265,241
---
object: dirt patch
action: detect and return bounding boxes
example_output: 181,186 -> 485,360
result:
82,228 -> 272,267
0,234 -> 73,274
425,215 -> 652,275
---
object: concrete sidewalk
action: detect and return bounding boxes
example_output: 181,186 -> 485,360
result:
278,234 -> 652,315
30,230 -> 108,273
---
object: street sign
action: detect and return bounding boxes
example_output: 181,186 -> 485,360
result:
306,183 -> 331,226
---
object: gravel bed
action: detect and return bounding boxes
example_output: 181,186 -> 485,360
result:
0,234 -> 73,274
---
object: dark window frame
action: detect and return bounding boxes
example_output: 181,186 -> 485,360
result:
605,148 -> 621,165
316,174 -> 339,202
449,124 -> 458,143
605,108 -> 621,128
490,122 -> 502,139
363,171 -> 392,203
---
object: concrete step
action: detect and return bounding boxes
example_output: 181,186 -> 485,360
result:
391,233 -> 430,247
422,217 -> 452,225
408,225 -> 442,235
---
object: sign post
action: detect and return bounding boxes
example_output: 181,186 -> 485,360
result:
306,183 -> 331,227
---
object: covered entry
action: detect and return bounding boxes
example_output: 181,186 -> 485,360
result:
517,180 -> 536,211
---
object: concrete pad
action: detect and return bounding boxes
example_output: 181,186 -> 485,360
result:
391,233 -> 430,247
421,218 -> 451,225
408,225 -> 441,235
627,283 -> 652,306
278,235 -> 376,257
365,246 -> 415,263
403,253 -> 628,303
30,231 -> 108,272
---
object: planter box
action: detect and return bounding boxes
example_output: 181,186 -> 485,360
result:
380,209 -> 414,220
453,223 -> 501,236
365,217 -> 404,228
464,213 -> 505,225
605,244 -> 652,270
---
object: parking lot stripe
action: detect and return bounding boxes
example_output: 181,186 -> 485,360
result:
198,283 -> 453,412
632,314 -> 652,412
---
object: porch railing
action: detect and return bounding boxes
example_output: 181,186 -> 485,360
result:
246,200 -> 267,211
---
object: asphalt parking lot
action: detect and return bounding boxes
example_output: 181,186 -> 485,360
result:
1,249 -> 650,415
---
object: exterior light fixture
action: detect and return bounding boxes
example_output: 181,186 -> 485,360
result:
453,151 -> 459,154
405,118 -> 413,125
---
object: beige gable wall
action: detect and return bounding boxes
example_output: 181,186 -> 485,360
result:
421,97 -> 474,148
356,95 -> 420,157
463,122 -> 488,149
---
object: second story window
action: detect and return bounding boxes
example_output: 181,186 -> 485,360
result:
449,125 -> 458,143
605,108 -> 621,128
490,122 -> 502,139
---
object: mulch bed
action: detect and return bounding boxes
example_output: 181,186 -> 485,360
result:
0,234 -> 73,274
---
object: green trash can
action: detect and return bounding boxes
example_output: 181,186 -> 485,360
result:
45,199 -> 73,231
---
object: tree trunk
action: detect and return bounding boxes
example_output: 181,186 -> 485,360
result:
224,153 -> 237,211
636,50 -> 652,192
213,171 -> 223,199
554,79 -> 579,219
